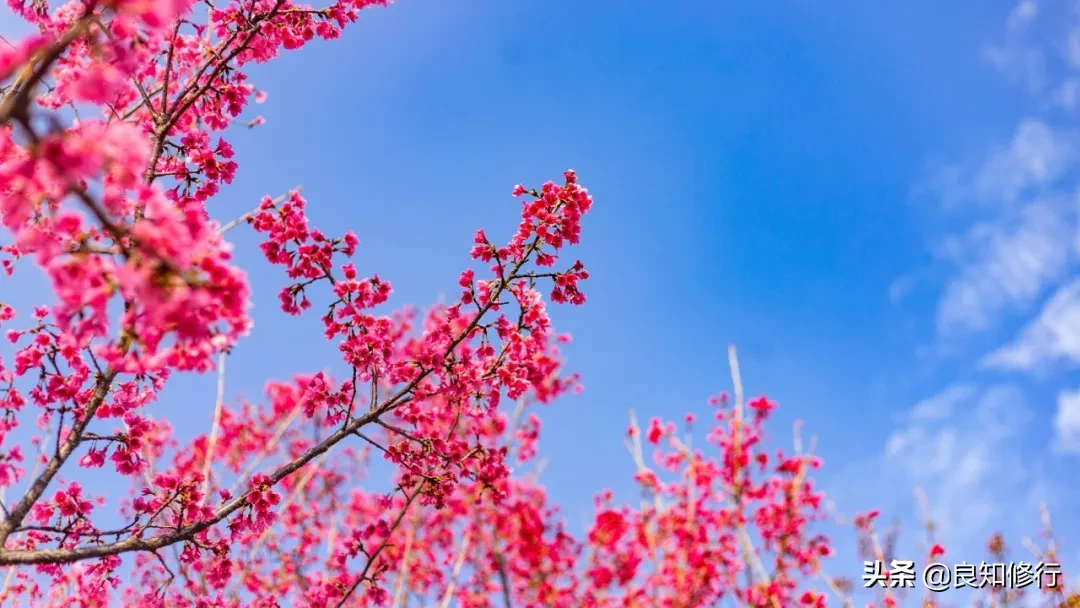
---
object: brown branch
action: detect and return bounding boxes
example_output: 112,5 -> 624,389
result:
0,11 -> 95,124
0,241 -> 537,565
494,553 -> 514,608
141,1 -> 284,203
0,369 -> 117,546
159,22 -> 182,117
333,481 -> 427,608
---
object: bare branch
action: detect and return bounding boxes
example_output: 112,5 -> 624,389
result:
438,528 -> 472,608
217,186 -> 302,235
201,351 -> 228,499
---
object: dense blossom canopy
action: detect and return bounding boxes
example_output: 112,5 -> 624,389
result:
0,1 -> 1073,607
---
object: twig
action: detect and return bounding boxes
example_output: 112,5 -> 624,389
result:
333,481 -> 427,608
728,344 -> 744,420
625,410 -> 663,514
438,528 -> 473,608
216,186 -> 302,234
493,551 -> 514,607
226,401 -> 304,497
390,510 -> 420,608
819,571 -> 854,608
201,351 -> 227,499
244,450 -> 332,563
0,426 -> 53,600
0,12 -> 94,123
0,369 -> 118,546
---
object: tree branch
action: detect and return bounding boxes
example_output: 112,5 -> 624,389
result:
0,369 -> 117,546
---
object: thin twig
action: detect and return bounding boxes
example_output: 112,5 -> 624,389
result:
819,571 -> 854,608
216,186 -> 301,234
626,410 -> 663,514
333,482 -> 427,608
244,450 -> 332,563
727,345 -> 773,597
201,351 -> 227,499
0,429 -> 52,601
226,401 -> 304,498
390,510 -> 421,608
438,528 -> 473,608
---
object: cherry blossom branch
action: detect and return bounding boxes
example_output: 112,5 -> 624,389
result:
0,427 -> 52,602
0,103 -> 213,546
241,449 -> 332,565
0,235 -> 542,565
333,480 -> 428,608
625,410 -> 663,514
90,17 -> 159,122
0,1 -> 602,601
138,2 -> 287,209
160,1 -> 286,139
0,369 -> 118,547
0,10 -> 95,124
625,410 -> 665,606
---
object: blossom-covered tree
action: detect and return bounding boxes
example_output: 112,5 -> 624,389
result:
0,1 -> 1073,607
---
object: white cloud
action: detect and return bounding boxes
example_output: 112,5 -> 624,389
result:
1054,389 -> 1080,453
970,120 -> 1076,205
884,385 -> 1033,548
935,202 -> 1074,335
909,383 -> 978,421
912,15 -> 1080,344
912,11 -> 1080,341
925,125 -> 1077,340
984,0 -> 1044,93
825,383 -> 1060,584
984,41 -> 1046,96
1068,25 -> 1080,68
1076,189 -> 1080,253
921,120 -> 1076,210
863,0 -> 1080,576
888,275 -> 916,304
1048,79 -> 1080,111
887,266 -> 939,306
982,277 -> 1080,371
1008,0 -> 1039,32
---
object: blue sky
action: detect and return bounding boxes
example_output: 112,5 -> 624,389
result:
5,0 -> 1080,602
